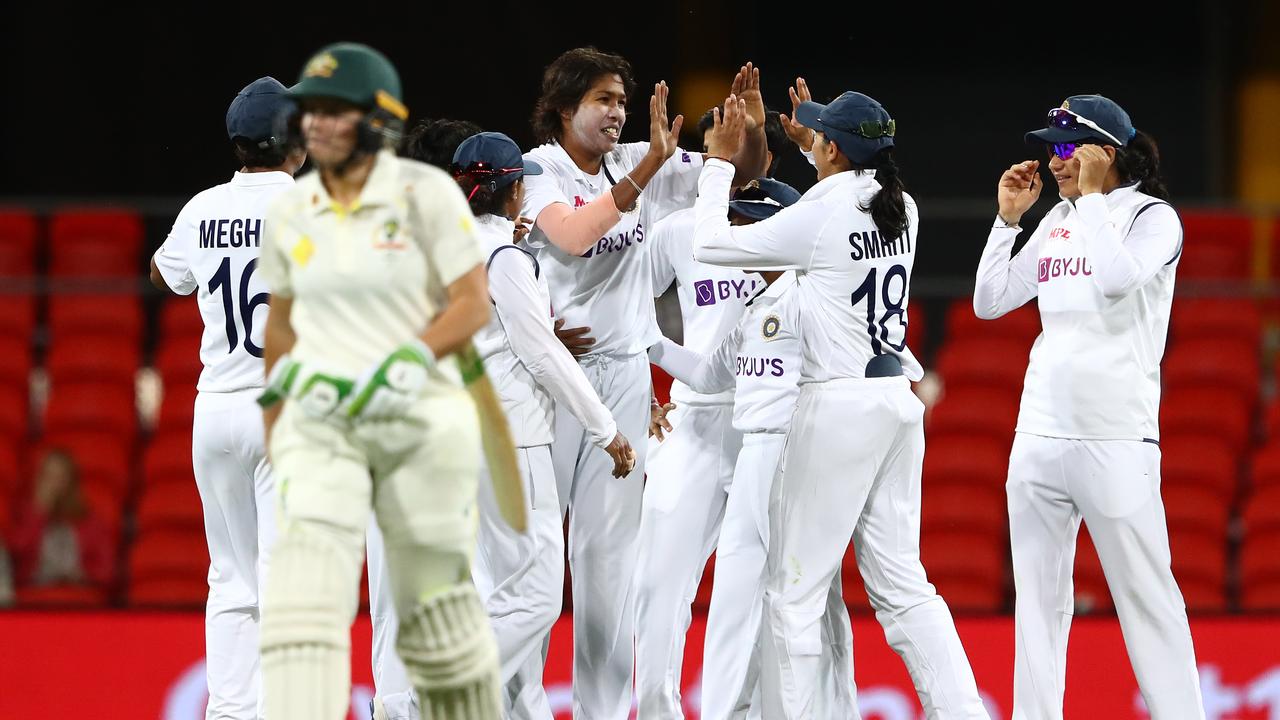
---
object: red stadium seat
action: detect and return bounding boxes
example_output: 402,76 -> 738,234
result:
1162,338 -> 1260,407
1239,532 -> 1280,610
48,209 -> 144,277
1243,484 -> 1280,536
1177,211 -> 1254,280
921,483 -> 1007,536
0,295 -> 35,341
0,440 -> 19,500
905,302 -> 926,359
14,585 -> 109,608
933,337 -> 1032,395
155,342 -> 204,390
81,482 -> 124,537
945,298 -> 1041,345
42,382 -> 137,444
0,209 -> 38,277
1160,433 -> 1240,498
157,383 -> 198,431
1169,297 -> 1262,345
1250,443 -> 1280,490
920,529 -> 1007,612
46,294 -> 143,345
142,430 -> 193,488
160,298 -> 205,343
45,336 -> 140,387
841,546 -> 874,614
1167,531 -> 1227,612
135,480 -> 204,533
0,384 -> 28,440
127,577 -> 210,607
926,388 -> 1020,447
1161,483 -> 1231,539
127,528 -> 210,607
1159,387 -> 1254,455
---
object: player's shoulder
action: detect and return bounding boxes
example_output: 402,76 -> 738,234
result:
524,142 -> 575,179
178,177 -> 239,216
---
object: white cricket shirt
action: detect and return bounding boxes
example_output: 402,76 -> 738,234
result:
973,183 -> 1181,440
693,159 -> 924,383
153,170 -> 294,393
650,207 -> 765,406
259,150 -> 484,381
521,141 -> 703,357
473,214 -> 617,449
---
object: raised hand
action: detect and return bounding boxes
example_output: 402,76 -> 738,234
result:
730,62 -> 765,130
705,94 -> 748,161
1072,144 -> 1112,196
648,81 -> 685,161
778,77 -> 814,152
997,160 -> 1043,226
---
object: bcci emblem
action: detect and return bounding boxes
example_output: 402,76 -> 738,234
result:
762,314 -> 781,340
304,53 -> 338,78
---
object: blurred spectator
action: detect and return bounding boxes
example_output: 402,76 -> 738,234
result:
9,450 -> 115,589
0,543 -> 13,606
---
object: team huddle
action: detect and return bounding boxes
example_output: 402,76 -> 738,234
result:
149,39 -> 1206,720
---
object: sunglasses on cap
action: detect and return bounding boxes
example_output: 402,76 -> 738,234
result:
1045,108 -> 1123,146
849,118 -> 895,139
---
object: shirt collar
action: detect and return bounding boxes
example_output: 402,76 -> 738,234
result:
301,149 -> 401,217
231,170 -> 294,187
546,141 -> 608,186
801,168 -> 880,204
476,213 -> 515,233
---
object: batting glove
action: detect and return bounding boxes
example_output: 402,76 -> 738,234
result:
258,353 -> 356,421
346,340 -> 436,421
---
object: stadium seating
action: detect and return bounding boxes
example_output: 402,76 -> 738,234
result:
46,294 -> 144,346
0,209 -> 38,278
1160,387 -> 1254,455
126,528 -> 210,607
1162,338 -> 1260,408
945,298 -> 1041,345
1177,211 -> 1254,280
1169,297 -> 1262,345
48,209 -> 144,278
926,387 -> 1020,447
933,337 -> 1032,395
1159,433 -> 1240,499
920,528 -> 1008,612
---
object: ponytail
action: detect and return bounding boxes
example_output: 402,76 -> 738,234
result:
858,148 -> 908,241
1115,130 -> 1169,201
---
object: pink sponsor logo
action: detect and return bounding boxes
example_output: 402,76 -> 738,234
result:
1038,256 -> 1093,283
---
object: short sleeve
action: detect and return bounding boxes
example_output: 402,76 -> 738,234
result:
152,204 -> 199,295
258,194 -> 294,297
646,146 -> 704,214
416,173 -> 485,287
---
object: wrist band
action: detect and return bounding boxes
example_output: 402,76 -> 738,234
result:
623,174 -> 643,194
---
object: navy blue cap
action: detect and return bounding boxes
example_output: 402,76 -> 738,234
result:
795,91 -> 894,164
451,132 -> 543,189
729,178 -> 801,221
226,77 -> 293,145
1026,95 -> 1135,147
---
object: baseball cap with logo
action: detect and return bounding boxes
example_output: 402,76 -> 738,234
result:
451,132 -> 543,190
1026,94 -> 1135,147
729,178 -> 801,221
794,91 -> 895,164
226,76 -> 293,146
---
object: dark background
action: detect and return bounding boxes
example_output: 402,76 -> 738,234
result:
1,1 -> 1273,284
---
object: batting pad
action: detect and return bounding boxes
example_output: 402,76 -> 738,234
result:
261,527 -> 358,720
398,583 -> 501,720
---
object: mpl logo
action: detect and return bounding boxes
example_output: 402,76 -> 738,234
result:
693,277 -> 763,307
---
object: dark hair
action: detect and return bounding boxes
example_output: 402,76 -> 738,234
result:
1115,130 -> 1169,201
454,174 -> 520,218
854,148 -> 908,241
696,108 -> 788,177
532,47 -> 636,144
232,137 -> 288,169
401,118 -> 484,169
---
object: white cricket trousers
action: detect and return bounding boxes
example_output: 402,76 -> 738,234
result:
702,432 -> 857,720
761,377 -> 986,720
634,401 -> 741,718
192,389 -> 277,720
1006,433 -> 1205,720
551,352 -> 651,720
367,520 -> 416,720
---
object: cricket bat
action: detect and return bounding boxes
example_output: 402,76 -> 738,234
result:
460,343 -> 527,533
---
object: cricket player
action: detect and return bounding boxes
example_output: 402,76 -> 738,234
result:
634,106 -> 789,719
696,92 -> 986,719
452,130 -> 635,718
256,42 -> 499,720
975,95 -> 1203,719
519,48 -> 766,718
148,76 -> 304,720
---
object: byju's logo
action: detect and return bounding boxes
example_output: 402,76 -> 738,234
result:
1038,258 -> 1050,283
694,279 -> 716,306
1039,256 -> 1093,283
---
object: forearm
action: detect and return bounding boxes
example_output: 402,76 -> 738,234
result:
611,151 -> 665,210
973,221 -> 1037,319
729,126 -> 768,186
535,195 -> 623,256
422,292 -> 490,360
1076,194 -> 1177,300
525,346 -> 617,447
261,297 -> 296,437
647,337 -> 734,394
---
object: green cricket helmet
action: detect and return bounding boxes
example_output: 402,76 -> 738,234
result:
289,42 -> 408,151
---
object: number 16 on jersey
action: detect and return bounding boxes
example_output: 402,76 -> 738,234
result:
209,256 -> 269,358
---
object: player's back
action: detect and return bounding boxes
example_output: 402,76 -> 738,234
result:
787,170 -> 923,383
154,171 -> 294,392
